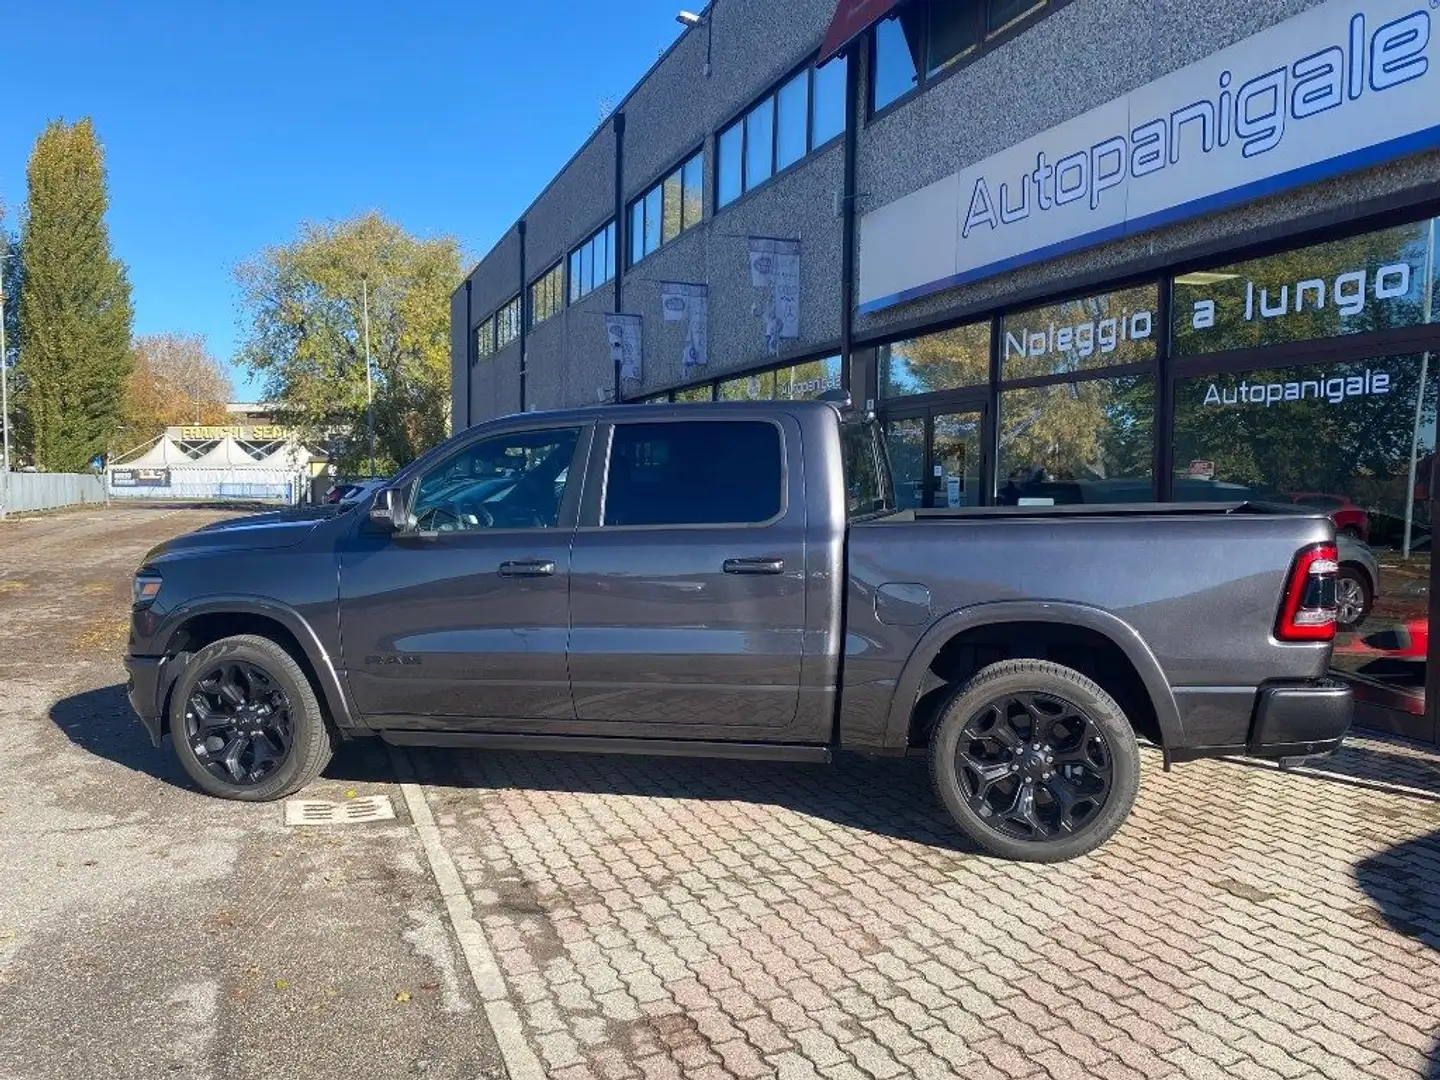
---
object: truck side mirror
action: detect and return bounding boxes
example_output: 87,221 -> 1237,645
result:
369,486 -> 413,532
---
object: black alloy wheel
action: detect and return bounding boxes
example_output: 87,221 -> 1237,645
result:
184,660 -> 295,787
929,659 -> 1140,862
956,692 -> 1112,841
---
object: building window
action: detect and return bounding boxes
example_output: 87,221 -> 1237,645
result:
718,125 -> 743,208
529,262 -> 565,329
997,376 -> 1156,504
880,322 -> 991,398
1001,284 -> 1159,382
1171,219 -> 1440,358
873,1 -> 1051,113
496,295 -> 521,351
673,384 -> 714,403
717,54 -> 849,209
719,370 -> 777,401
774,356 -> 843,399
569,220 -> 616,304
474,318 -> 495,361
629,150 -> 705,266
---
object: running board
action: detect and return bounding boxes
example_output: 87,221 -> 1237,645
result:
378,730 -> 832,763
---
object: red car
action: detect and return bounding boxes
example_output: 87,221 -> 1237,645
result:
1280,493 -> 1369,542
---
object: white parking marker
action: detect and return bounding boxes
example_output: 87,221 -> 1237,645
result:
283,795 -> 396,826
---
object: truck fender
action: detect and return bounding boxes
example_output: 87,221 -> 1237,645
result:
881,600 -> 1185,751
155,595 -> 361,731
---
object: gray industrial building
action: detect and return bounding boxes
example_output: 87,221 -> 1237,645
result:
452,0 -> 1440,743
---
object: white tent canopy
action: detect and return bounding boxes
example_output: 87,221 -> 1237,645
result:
108,429 -> 325,503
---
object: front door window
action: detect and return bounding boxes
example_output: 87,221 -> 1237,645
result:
411,429 -> 580,532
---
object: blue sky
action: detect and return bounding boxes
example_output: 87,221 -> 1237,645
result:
1,0 -> 689,397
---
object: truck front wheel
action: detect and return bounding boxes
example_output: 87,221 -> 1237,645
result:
929,659 -> 1140,862
169,634 -> 334,802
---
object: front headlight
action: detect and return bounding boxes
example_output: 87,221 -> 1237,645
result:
133,569 -> 163,608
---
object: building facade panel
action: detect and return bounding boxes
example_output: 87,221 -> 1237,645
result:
525,126 -> 617,282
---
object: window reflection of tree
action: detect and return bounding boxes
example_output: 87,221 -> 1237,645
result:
999,377 -> 1154,490
1173,354 -> 1437,536
1172,221 -> 1437,357
880,322 -> 990,397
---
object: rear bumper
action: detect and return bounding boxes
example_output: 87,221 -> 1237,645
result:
124,654 -> 168,747
1169,678 -> 1353,763
1245,678 -> 1353,759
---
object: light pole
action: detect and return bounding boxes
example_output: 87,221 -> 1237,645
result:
361,272 -> 375,478
1,245 -> 11,521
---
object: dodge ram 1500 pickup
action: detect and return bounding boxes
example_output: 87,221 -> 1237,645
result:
126,398 -> 1353,861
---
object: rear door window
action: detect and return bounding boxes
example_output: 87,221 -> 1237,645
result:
603,421 -> 783,527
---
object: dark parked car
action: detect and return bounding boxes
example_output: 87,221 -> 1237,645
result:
126,399 -> 1352,862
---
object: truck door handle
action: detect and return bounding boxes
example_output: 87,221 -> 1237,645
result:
723,557 -> 785,576
498,560 -> 556,578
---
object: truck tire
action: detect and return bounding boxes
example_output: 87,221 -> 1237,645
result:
169,634 -> 334,802
929,659 -> 1140,863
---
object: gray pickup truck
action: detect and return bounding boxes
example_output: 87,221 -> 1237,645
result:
126,399 -> 1352,861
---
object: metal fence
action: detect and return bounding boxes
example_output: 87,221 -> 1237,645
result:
0,472 -> 107,514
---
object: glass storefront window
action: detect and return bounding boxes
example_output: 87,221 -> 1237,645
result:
673,385 -> 714,403
1001,284 -> 1159,381
997,375 -> 1154,503
1172,219 -> 1440,356
1172,352 -> 1437,703
933,410 -> 983,508
883,417 -> 926,510
718,370 -> 776,401
775,356 -> 842,400
879,321 -> 990,398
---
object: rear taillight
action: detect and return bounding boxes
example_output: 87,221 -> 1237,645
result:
1276,543 -> 1339,642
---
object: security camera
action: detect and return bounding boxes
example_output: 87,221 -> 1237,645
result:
676,10 -> 702,27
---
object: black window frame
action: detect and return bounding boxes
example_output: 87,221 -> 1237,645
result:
569,219 -> 617,305
716,51 -> 849,212
627,148 -> 706,269
869,0 -> 1067,121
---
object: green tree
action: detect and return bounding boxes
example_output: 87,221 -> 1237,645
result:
235,212 -> 463,474
1,202 -> 22,462
18,119 -> 134,471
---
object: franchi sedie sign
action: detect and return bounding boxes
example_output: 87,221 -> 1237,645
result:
858,0 -> 1437,314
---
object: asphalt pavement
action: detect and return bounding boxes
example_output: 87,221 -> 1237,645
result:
0,506 -> 505,1080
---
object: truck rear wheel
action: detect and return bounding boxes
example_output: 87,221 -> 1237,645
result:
169,634 -> 334,802
929,659 -> 1140,862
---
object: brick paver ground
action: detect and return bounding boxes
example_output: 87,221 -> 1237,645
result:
407,733 -> 1440,1079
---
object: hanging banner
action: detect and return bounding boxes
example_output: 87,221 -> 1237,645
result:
605,313 -> 644,386
749,238 -> 802,356
661,282 -> 709,370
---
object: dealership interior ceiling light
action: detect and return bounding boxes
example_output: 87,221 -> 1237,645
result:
1174,272 -> 1242,286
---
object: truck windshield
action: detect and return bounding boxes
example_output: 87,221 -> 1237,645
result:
840,415 -> 894,520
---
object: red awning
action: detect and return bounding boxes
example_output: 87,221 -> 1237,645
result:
818,0 -> 905,64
